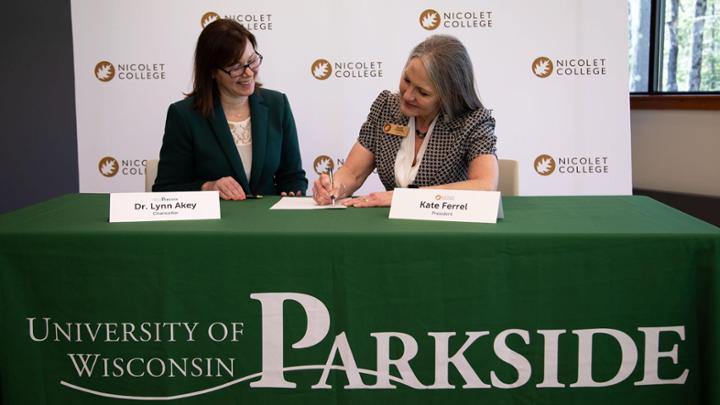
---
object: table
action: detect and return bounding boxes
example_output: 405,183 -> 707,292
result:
1,194 -> 718,404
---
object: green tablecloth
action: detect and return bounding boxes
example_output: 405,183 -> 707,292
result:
1,194 -> 718,404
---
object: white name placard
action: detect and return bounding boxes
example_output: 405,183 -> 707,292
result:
109,191 -> 221,223
389,188 -> 503,224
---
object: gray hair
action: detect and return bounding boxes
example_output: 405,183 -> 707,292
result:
407,35 -> 483,121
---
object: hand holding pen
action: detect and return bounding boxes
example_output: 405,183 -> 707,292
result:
328,167 -> 336,206
311,169 -> 344,206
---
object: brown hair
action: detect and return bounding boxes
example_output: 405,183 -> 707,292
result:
187,19 -> 259,117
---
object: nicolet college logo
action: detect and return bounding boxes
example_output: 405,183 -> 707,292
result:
311,59 -> 332,80
94,61 -> 115,82
535,154 -> 610,176
532,56 -> 608,78
98,157 -> 148,177
201,10 -> 273,30
98,156 -> 119,177
29,292 -> 689,400
313,155 -> 335,175
311,58 -> 383,80
419,8 -> 494,30
201,12 -> 221,28
534,154 -> 556,176
93,60 -> 166,82
420,9 -> 441,30
532,57 -> 554,79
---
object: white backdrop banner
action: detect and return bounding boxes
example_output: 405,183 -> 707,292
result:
71,0 -> 632,196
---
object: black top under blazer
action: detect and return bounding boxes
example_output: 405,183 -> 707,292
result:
153,88 -> 307,195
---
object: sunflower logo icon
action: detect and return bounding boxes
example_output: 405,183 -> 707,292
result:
311,59 -> 332,80
94,61 -> 115,82
532,57 -> 554,79
419,9 -> 441,30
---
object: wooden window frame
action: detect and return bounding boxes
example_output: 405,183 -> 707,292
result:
630,94 -> 720,110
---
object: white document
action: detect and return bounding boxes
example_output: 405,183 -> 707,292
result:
270,197 -> 347,210
389,188 -> 503,224
109,191 -> 220,222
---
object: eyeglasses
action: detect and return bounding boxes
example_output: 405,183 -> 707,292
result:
220,53 -> 263,78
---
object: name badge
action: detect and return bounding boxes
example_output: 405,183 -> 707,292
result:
389,188 -> 504,224
109,191 -> 221,223
383,123 -> 409,137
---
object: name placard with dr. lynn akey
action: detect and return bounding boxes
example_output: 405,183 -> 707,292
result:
109,191 -> 220,223
389,188 -> 503,224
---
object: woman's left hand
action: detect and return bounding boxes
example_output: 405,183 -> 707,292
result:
280,191 -> 303,197
343,191 -> 393,207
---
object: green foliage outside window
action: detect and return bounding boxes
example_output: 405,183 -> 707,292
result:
629,0 -> 720,92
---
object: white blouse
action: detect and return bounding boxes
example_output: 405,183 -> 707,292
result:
228,117 -> 252,181
394,116 -> 438,188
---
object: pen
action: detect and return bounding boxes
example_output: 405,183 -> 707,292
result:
246,194 -> 263,199
328,168 -> 336,206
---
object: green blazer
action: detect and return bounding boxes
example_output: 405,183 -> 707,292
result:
153,88 -> 307,195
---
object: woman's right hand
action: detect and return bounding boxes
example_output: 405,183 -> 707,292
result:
202,176 -> 246,200
312,173 -> 339,205
311,142 -> 374,205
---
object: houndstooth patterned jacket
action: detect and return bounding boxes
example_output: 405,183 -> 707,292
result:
358,90 -> 496,191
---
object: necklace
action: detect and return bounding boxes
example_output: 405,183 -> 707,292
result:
222,98 -> 249,121
227,109 -> 249,121
415,129 -> 428,139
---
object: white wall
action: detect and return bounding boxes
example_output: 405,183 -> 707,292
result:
631,110 -> 720,197
71,0 -> 633,196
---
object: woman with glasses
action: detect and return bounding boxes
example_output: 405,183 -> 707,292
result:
153,19 -> 307,199
312,35 -> 497,207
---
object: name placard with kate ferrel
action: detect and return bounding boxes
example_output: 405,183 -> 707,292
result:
389,188 -> 503,224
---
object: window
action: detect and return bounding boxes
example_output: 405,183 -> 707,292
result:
628,0 -> 720,97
